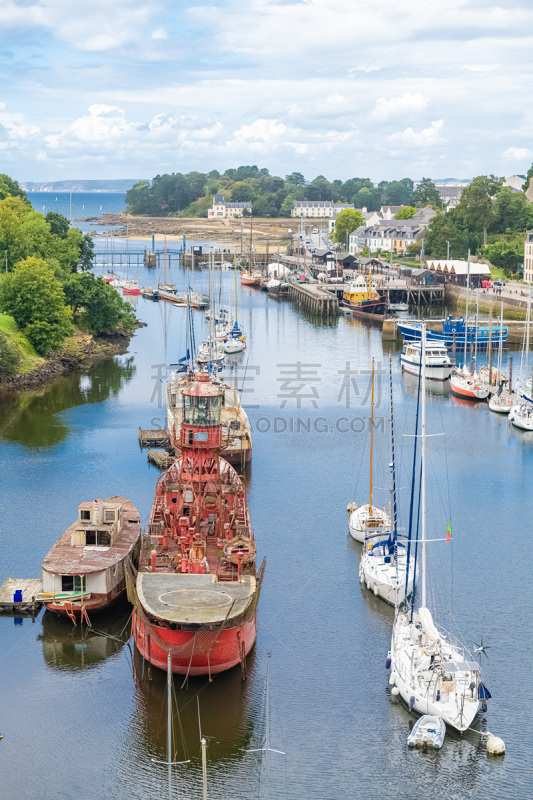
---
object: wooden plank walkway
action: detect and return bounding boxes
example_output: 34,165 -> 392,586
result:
147,449 -> 175,470
139,428 -> 169,447
287,281 -> 339,315
0,578 -> 43,614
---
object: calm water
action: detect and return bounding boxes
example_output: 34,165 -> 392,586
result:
0,261 -> 532,799
27,191 -> 127,234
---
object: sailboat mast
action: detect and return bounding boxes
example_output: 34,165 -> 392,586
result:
201,737 -> 208,800
167,650 -> 172,800
265,651 -> 271,800
421,325 -> 427,609
369,359 -> 374,509
234,254 -> 238,322
164,230 -> 167,286
249,213 -> 253,271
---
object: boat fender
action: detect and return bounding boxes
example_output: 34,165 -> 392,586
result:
389,671 -> 397,686
151,550 -> 157,573
436,689 -> 441,702
486,732 -> 505,755
391,686 -> 400,697
409,696 -> 415,710
373,585 -> 378,596
385,657 -> 392,669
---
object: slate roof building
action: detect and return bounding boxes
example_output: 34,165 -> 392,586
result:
208,193 -> 252,219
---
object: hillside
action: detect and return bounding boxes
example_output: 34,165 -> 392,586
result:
0,313 -> 44,374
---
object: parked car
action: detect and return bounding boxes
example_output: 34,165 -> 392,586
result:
493,279 -> 505,286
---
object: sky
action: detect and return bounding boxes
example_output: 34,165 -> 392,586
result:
1,0 -> 532,184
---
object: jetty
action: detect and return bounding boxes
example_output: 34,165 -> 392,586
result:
147,449 -> 175,470
138,428 -> 169,447
0,578 -> 42,615
139,287 -> 208,309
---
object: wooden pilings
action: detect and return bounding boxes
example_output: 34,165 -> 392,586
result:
287,282 -> 339,316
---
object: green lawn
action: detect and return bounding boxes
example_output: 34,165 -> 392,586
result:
0,313 -> 44,374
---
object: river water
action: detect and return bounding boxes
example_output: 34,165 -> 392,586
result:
0,252 -> 532,800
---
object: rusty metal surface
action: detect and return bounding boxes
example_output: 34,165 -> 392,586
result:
42,496 -> 141,575
137,573 -> 255,624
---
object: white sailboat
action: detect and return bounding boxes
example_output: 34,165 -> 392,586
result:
359,359 -> 417,605
347,360 -> 391,543
198,254 -> 225,366
489,303 -> 513,414
510,285 -> 533,429
223,256 -> 246,355
388,324 -> 490,733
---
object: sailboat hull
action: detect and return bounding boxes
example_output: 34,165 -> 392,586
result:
359,555 -> 416,606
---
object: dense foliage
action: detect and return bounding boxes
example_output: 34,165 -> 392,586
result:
0,198 -> 94,274
0,329 -> 20,373
63,273 -> 137,335
125,168 -> 430,218
333,209 -> 365,245
0,258 -> 73,354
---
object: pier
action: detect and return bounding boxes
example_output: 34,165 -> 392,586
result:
287,281 -> 339,315
147,449 -> 175,470
138,428 -> 169,447
0,578 -> 42,615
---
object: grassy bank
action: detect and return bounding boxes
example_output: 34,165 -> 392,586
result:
0,313 -> 44,374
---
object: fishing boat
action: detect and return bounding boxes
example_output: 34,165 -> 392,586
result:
342,274 -> 388,317
398,316 -> 508,350
388,325 -> 491,733
347,360 -> 392,543
122,278 -> 140,295
359,359 -> 417,606
407,715 -> 446,749
240,271 -> 262,287
132,372 -> 264,675
40,496 -> 141,618
401,341 -> 451,382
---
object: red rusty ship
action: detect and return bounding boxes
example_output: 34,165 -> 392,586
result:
132,372 -> 263,676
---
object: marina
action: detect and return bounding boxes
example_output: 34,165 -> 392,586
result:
0,243 -> 529,799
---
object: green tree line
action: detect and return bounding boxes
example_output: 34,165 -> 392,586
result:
125,168 -> 445,218
0,176 -> 136,366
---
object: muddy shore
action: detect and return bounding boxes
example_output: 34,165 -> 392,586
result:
81,212 -> 294,246
0,327 -> 142,394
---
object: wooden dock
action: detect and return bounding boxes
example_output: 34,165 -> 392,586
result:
147,449 -> 175,470
287,281 -> 339,316
0,578 -> 43,615
139,428 -> 169,448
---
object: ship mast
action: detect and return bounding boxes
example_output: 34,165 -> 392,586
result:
369,358 -> 375,511
421,324 -> 427,609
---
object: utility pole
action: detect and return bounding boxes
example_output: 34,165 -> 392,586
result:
446,240 -> 450,260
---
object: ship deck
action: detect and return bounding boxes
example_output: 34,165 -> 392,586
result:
137,573 -> 256,625
42,496 -> 141,575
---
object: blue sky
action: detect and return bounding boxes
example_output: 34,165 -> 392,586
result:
1,0 -> 532,183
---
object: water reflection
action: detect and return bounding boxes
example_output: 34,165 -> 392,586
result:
0,356 -> 135,448
40,601 -> 131,672
401,370 -> 452,400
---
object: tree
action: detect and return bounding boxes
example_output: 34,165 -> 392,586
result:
45,212 -> 70,239
491,186 -> 533,234
458,174 -> 503,246
333,209 -> 365,245
231,182 -> 256,203
381,180 -> 413,206
480,234 -> 525,276
63,273 -> 136,334
424,208 -> 481,259
522,164 -> 533,192
396,206 -> 416,220
413,178 -> 441,207
0,257 -> 73,354
0,174 -> 28,203
285,172 -> 305,185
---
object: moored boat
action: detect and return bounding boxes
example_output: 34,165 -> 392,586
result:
450,369 -> 489,400
398,316 -> 508,349
40,496 -> 141,617
132,372 -> 263,675
122,279 -> 140,295
240,271 -> 262,287
401,341 -> 451,382
407,715 -> 446,749
342,274 -> 388,316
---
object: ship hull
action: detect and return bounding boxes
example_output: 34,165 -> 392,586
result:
44,585 -> 126,616
133,610 -> 257,675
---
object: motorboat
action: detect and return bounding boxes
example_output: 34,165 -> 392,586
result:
401,341 -> 451,382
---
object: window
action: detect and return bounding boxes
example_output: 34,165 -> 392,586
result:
104,510 -> 115,522
61,575 -> 86,592
85,529 -> 111,546
80,509 -> 91,521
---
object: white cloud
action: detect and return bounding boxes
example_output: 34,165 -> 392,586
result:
151,27 -> 168,40
371,92 -> 428,121
232,119 -> 287,144
45,105 -> 138,149
326,93 -> 345,104
463,64 -> 498,72
388,120 -> 444,148
502,146 -> 532,161
0,107 -> 40,139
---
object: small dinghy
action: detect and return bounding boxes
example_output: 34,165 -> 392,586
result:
407,715 -> 446,749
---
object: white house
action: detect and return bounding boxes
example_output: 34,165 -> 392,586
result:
435,185 -> 463,209
291,201 -> 354,218
208,193 -> 252,219
348,221 -> 425,255
503,175 -> 526,191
